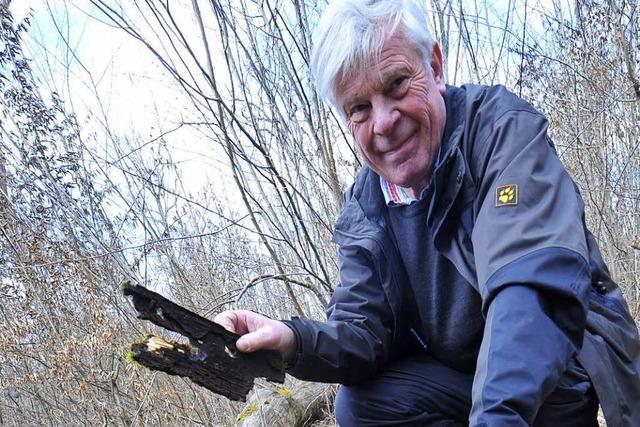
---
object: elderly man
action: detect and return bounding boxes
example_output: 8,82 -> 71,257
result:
215,0 -> 640,425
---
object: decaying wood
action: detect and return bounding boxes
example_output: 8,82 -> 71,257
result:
236,380 -> 335,427
122,280 -> 285,401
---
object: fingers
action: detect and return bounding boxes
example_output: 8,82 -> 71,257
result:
213,310 -> 296,356
214,309 -> 264,335
214,311 -> 270,352
214,311 -> 239,333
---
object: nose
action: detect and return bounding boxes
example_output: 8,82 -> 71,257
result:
371,98 -> 400,137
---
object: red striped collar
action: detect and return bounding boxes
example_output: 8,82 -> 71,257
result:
380,177 -> 418,206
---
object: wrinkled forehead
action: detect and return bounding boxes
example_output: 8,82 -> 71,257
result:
335,56 -> 379,98
334,31 -> 423,101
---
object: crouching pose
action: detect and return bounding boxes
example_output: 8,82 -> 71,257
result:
216,0 -> 640,425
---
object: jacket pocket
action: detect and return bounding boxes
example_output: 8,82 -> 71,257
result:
543,356 -> 592,405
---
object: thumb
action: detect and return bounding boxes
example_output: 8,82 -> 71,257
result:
235,327 -> 272,352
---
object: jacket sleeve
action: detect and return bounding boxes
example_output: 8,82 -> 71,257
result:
283,244 -> 395,384
468,103 -> 592,426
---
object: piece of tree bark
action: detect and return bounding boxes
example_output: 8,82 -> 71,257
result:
236,380 -> 334,427
122,280 -> 285,401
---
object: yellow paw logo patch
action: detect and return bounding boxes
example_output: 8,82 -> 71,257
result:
496,184 -> 518,207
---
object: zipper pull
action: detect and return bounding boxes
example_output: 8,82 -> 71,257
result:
410,327 -> 429,351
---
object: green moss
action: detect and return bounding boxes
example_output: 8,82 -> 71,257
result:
124,337 -> 149,364
118,278 -> 132,293
276,386 -> 293,399
236,402 -> 259,422
124,350 -> 137,364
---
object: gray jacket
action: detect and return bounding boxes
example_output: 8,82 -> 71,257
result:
285,84 -> 640,426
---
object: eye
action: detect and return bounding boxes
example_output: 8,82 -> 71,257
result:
390,76 -> 409,95
347,103 -> 369,122
392,76 -> 407,87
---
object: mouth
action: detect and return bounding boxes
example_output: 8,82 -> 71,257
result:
384,132 -> 415,158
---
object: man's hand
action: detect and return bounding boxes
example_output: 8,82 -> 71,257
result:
214,310 -> 296,361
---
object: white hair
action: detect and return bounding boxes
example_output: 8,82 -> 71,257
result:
311,0 -> 436,109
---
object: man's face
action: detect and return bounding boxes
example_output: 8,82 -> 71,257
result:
336,33 -> 447,197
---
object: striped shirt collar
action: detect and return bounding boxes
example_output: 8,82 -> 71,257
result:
379,144 -> 442,206
380,177 -> 419,206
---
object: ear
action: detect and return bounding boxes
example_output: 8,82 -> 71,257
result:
430,42 -> 446,95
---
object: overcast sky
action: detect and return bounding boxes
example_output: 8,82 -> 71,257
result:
13,0 -> 236,205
